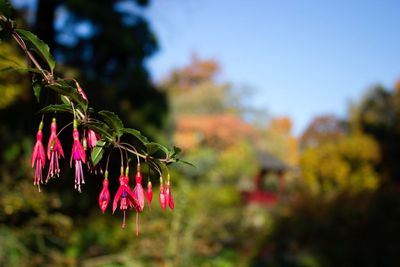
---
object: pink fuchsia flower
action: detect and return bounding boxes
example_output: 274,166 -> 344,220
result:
31,121 -> 46,192
133,164 -> 145,212
166,179 -> 175,210
159,177 -> 166,210
75,81 -> 88,102
98,172 -> 110,213
70,120 -> 87,192
87,129 -> 98,150
112,171 -> 140,228
86,129 -> 103,175
146,181 -> 153,208
46,118 -> 64,183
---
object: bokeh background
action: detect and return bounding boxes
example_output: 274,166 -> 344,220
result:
2,0 -> 400,266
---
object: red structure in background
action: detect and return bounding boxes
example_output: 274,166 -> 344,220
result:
242,152 -> 288,206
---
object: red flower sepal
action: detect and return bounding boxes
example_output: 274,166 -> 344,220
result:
112,173 -> 140,228
133,164 -> 145,212
146,181 -> 153,208
46,118 -> 64,183
32,121 -> 46,192
99,173 -> 110,213
70,121 -> 87,192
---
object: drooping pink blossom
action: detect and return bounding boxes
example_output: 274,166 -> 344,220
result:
166,180 -> 175,210
159,177 -> 166,210
31,121 -> 46,192
146,181 -> 153,208
86,129 -> 103,175
112,173 -> 140,228
98,177 -> 110,213
46,118 -> 64,183
87,129 -> 98,150
75,81 -> 88,101
70,122 -> 87,192
133,164 -> 145,212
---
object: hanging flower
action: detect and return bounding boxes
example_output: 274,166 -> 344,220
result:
98,172 -> 110,213
31,121 -> 46,192
133,164 -> 145,212
70,120 -> 87,192
112,170 -> 140,228
159,177 -> 166,210
146,180 -> 153,208
166,179 -> 175,210
86,129 -> 103,175
75,81 -> 88,101
87,129 -> 98,150
46,118 -> 64,183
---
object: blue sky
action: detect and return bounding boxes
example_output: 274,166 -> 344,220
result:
144,0 -> 400,135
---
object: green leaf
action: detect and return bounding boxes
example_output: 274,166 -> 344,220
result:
15,29 -> 55,72
177,159 -> 195,168
169,146 -> 182,158
145,142 -> 169,156
121,128 -> 148,144
91,145 -> 105,166
95,139 -> 106,147
32,76 -> 43,103
85,122 -> 114,141
98,111 -> 124,138
46,83 -> 87,112
39,104 -> 72,114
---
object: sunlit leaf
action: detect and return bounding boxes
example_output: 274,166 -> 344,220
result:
15,29 -> 55,72
39,104 -> 72,114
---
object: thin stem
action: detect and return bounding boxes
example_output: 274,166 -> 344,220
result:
57,121 -> 73,137
105,149 -> 113,172
12,32 -> 50,81
117,146 -> 124,170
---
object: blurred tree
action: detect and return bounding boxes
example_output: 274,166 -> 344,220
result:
350,85 -> 400,183
300,115 -> 347,151
300,133 -> 380,196
17,0 -> 166,136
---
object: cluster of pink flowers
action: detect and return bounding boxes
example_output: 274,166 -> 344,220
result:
31,118 -> 97,193
31,119 -> 175,235
99,163 -> 175,235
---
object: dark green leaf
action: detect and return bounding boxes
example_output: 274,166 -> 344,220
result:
85,122 -> 114,141
15,29 -> 55,72
32,76 -> 43,103
39,104 -> 72,114
169,146 -> 182,158
145,142 -> 169,156
121,128 -> 148,144
91,145 -> 104,166
46,83 -> 87,112
98,111 -> 124,137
